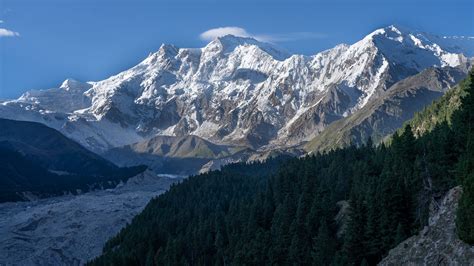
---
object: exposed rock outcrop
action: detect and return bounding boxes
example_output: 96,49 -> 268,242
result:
335,200 -> 350,239
379,186 -> 474,265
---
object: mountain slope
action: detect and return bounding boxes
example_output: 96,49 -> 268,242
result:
103,135 -> 252,175
0,144 -> 63,202
406,70 -> 472,136
0,118 -> 118,175
305,66 -> 467,152
0,119 -> 145,202
122,135 -> 247,158
0,25 -> 471,154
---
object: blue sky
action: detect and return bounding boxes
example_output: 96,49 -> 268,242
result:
0,0 -> 473,98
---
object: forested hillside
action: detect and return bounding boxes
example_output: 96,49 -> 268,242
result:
90,70 -> 474,265
405,73 -> 470,136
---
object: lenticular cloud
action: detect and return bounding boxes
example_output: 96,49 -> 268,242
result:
0,28 -> 20,37
199,27 -> 253,41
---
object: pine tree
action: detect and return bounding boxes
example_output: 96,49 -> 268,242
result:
269,199 -> 292,265
457,173 -> 474,244
364,178 -> 383,264
344,187 -> 366,265
289,194 -> 311,265
311,219 -> 336,265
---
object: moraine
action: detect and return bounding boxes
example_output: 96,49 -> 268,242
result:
0,171 -> 182,265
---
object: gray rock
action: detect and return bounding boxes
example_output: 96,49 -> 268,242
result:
335,200 -> 350,239
379,186 -> 474,266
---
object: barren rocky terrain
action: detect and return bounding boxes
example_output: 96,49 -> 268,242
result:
0,171 -> 182,265
380,186 -> 474,265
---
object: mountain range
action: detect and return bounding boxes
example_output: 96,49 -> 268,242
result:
1,25 -> 472,174
88,69 -> 474,265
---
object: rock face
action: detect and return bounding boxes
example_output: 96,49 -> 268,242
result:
379,186 -> 474,266
0,25 -> 472,154
335,200 -> 350,239
305,66 -> 467,151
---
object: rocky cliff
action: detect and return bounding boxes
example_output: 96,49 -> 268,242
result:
380,186 -> 474,265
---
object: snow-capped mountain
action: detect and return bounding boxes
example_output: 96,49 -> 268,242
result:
1,25 -> 472,153
305,66 -> 467,152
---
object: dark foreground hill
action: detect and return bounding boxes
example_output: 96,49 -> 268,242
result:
0,119 -> 145,202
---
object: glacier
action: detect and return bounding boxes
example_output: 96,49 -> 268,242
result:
0,171 -> 181,265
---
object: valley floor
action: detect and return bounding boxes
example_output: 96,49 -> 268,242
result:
0,171 -> 182,265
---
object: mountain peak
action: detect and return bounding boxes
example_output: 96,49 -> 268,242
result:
216,34 -> 258,43
205,34 -> 290,60
141,44 -> 180,66
364,24 -> 413,43
385,24 -> 410,34
207,34 -> 264,52
60,79 -> 91,91
360,24 -> 468,70
158,43 -> 179,54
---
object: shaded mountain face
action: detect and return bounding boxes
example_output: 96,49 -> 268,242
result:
305,66 -> 468,152
0,119 -> 145,202
0,118 -> 118,176
0,25 -> 472,154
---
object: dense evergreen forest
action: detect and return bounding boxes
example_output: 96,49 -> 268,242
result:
90,70 -> 474,266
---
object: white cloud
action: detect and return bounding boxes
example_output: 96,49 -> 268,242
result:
200,27 -> 257,41
199,26 -> 326,43
0,28 -> 20,37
